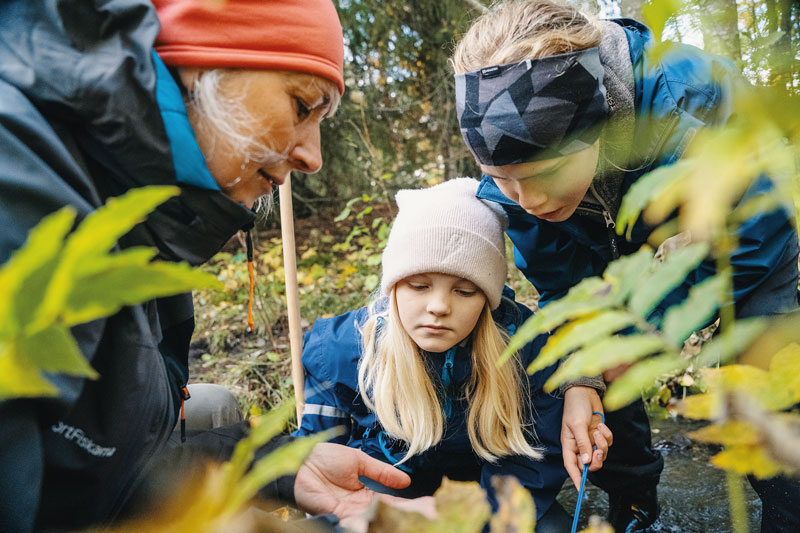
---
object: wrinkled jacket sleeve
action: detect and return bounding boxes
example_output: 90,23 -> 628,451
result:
292,315 -> 358,444
481,303 -> 567,519
650,62 -> 798,325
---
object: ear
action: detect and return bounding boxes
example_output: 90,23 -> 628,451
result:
177,67 -> 203,93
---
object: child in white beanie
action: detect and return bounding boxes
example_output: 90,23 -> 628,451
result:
294,178 -> 610,530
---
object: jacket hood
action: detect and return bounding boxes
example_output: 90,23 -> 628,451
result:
0,0 -> 254,265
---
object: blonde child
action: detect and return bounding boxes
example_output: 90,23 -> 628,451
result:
295,178 -> 610,531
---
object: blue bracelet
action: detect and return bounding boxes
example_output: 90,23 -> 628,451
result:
570,411 -> 605,533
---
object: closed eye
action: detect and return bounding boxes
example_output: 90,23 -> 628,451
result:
456,289 -> 477,297
295,97 -> 310,121
409,283 -> 428,291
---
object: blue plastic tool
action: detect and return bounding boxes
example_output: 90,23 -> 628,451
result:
570,411 -> 605,533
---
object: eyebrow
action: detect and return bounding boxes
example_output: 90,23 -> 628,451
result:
487,159 -> 566,181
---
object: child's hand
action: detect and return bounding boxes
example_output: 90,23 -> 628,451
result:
561,386 -> 614,489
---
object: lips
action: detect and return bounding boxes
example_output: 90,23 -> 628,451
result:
420,324 -> 450,333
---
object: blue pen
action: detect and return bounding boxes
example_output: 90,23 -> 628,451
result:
571,411 -> 605,533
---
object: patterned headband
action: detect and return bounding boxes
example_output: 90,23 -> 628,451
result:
455,47 -> 608,167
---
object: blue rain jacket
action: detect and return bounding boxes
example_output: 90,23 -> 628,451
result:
294,288 -> 567,519
476,19 -> 797,320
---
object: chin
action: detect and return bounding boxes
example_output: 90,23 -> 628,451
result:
414,338 -> 454,353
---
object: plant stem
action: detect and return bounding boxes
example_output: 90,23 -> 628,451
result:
726,471 -> 749,533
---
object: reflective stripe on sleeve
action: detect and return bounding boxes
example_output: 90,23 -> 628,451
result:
302,403 -> 349,419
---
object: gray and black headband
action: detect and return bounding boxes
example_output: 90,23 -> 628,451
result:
455,46 -> 608,167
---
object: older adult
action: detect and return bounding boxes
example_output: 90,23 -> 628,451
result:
0,0 -> 413,531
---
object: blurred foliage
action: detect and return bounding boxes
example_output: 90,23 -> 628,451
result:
365,476 -> 534,533
105,401 -> 336,533
0,186 -> 220,400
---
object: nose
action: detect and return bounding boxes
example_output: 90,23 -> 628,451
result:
290,122 -> 323,174
517,185 -> 548,213
427,290 -> 451,316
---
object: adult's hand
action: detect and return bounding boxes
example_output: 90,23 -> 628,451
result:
294,442 -> 415,519
561,386 -> 613,489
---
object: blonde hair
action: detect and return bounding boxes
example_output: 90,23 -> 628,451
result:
452,0 -> 603,74
357,288 -> 542,464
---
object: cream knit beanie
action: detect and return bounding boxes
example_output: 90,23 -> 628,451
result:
380,178 -> 508,309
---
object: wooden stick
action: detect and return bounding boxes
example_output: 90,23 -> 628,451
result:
279,176 -> 305,423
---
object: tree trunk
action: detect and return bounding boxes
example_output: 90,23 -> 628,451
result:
697,0 -> 743,66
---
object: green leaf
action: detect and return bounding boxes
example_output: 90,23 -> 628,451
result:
695,318 -> 767,368
604,353 -> 687,411
39,186 -> 179,324
17,324 -> 98,378
617,160 -> 690,240
0,343 -> 59,400
63,260 -> 221,326
629,243 -> 709,318
544,334 -> 670,392
64,186 -> 179,260
603,247 -> 654,304
662,274 -> 727,346
501,277 -> 614,365
223,401 -> 296,493
334,207 -> 351,222
0,208 -> 76,336
224,430 -> 338,517
528,310 -> 636,374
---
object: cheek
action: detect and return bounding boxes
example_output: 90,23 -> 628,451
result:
461,299 -> 485,330
493,180 -> 518,202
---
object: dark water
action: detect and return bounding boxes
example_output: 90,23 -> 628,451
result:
556,416 -> 762,532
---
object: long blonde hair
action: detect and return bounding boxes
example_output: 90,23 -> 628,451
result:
452,0 -> 603,73
357,288 -> 542,464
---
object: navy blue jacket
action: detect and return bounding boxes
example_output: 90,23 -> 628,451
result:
477,19 -> 797,320
294,290 -> 566,519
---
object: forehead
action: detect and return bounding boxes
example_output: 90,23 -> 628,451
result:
480,157 -> 565,180
221,69 -> 335,101
407,272 -> 478,285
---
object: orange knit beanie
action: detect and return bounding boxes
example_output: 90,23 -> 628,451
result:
152,0 -> 345,95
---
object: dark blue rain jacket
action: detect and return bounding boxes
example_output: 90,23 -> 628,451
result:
294,289 -> 567,519
477,19 -> 797,320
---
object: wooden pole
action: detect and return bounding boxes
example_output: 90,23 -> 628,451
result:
279,176 -> 305,423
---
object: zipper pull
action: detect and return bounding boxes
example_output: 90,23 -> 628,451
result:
441,348 -> 455,418
602,210 -> 616,229
180,386 -> 191,443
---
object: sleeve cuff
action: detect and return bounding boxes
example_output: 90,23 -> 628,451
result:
558,375 -> 606,397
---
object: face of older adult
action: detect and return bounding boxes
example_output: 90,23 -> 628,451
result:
181,68 -> 338,209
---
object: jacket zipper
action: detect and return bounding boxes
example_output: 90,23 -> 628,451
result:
441,348 -> 455,418
576,186 -> 620,260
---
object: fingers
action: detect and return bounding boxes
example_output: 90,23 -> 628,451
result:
573,427 -> 594,469
562,445 -> 582,489
357,453 -> 411,489
587,428 -> 610,471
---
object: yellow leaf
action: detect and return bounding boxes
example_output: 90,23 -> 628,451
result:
767,343 -> 800,407
687,422 -> 760,446
676,392 -> 717,419
710,446 -> 791,479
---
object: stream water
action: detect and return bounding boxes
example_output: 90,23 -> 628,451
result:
556,416 -> 762,532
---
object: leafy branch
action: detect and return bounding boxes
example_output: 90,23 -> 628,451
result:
0,186 -> 222,400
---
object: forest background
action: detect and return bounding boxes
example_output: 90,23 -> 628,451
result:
192,0 -> 800,412
2,0 -> 797,531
